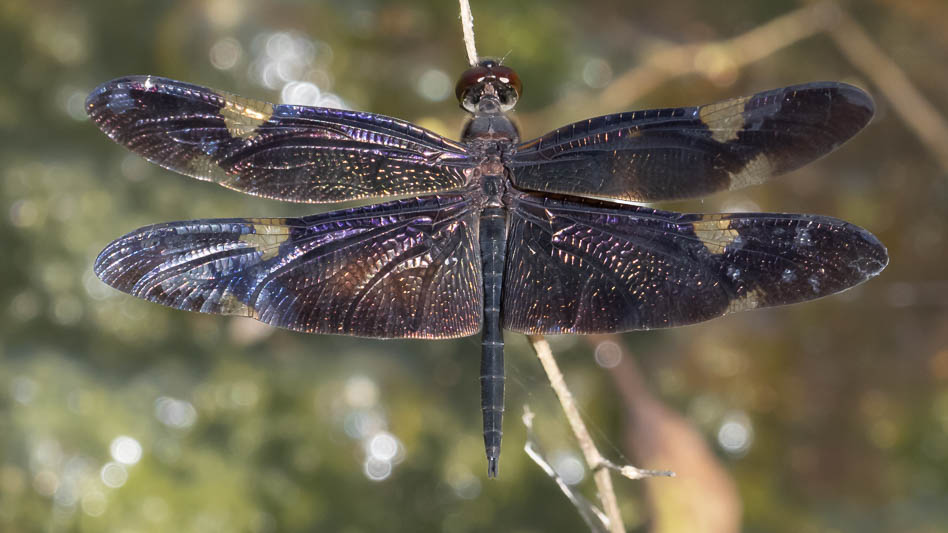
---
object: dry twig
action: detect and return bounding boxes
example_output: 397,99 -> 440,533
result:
522,406 -> 611,533
828,10 -> 948,171
599,1 -> 841,111
524,1 -> 841,126
523,1 -> 948,173
529,335 -> 626,533
458,0 -> 478,66
529,336 -> 672,532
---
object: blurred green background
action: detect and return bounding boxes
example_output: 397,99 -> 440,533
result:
2,0 -> 947,531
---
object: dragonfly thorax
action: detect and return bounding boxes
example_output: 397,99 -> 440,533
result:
460,106 -> 520,145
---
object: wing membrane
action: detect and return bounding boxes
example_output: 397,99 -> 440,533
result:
95,195 -> 481,338
503,194 -> 887,334
86,76 -> 475,203
510,83 -> 874,202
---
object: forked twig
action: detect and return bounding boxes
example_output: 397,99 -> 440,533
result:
522,406 -> 610,533
528,335 -> 625,533
528,336 -> 673,533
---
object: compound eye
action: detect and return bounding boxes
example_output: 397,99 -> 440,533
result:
455,65 -> 490,104
491,65 -> 522,100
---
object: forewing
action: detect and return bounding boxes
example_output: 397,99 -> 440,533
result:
510,83 -> 874,202
503,194 -> 887,334
95,195 -> 481,338
86,76 -> 474,203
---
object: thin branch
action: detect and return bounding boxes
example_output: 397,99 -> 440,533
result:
599,1 -> 840,110
522,1 -> 840,127
458,0 -> 478,66
527,337 -> 674,533
519,0 -> 948,173
522,406 -> 610,533
828,10 -> 948,172
602,457 -> 674,481
529,335 -> 625,533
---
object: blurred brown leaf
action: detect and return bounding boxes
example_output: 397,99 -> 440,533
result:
600,337 -> 741,533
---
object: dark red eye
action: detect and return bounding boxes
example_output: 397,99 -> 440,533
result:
455,66 -> 490,103
490,65 -> 522,99
455,61 -> 524,111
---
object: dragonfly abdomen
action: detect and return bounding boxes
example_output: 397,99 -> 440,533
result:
479,205 -> 506,478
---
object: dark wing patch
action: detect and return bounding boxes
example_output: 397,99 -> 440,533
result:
509,83 -> 874,202
95,195 -> 482,339
86,76 -> 475,203
503,194 -> 887,334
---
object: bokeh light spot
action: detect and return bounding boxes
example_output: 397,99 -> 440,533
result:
344,375 -> 379,408
416,68 -> 451,101
717,411 -> 754,456
551,451 -> 585,485
80,489 -> 107,517
32,439 -> 64,470
363,457 -> 392,481
581,57 -> 613,89
210,37 -> 243,71
281,81 -> 321,106
32,15 -> 87,66
61,88 -> 87,121
594,340 -> 622,368
446,466 -> 481,500
367,432 -> 399,462
10,290 -> 41,322
154,397 -> 198,429
100,462 -> 128,488
110,436 -> 142,465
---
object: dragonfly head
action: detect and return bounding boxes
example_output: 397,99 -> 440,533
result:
455,59 -> 522,113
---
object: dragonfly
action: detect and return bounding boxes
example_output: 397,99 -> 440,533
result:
87,59 -> 888,478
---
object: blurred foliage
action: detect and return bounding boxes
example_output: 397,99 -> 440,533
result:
1,0 -> 947,532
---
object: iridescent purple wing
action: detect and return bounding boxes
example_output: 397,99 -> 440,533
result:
95,195 -> 481,338
86,76 -> 475,203
503,194 -> 887,334
509,83 -> 873,202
